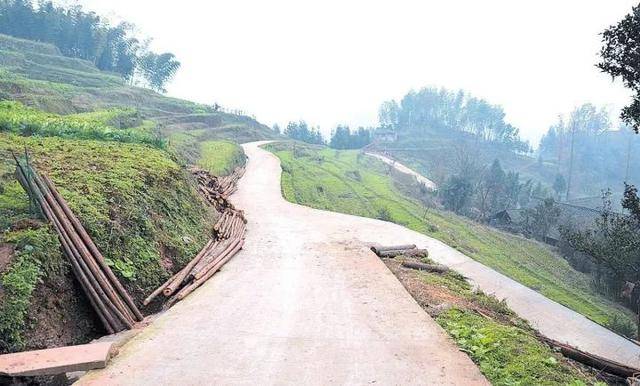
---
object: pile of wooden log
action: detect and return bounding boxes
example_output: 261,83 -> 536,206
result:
190,166 -> 245,211
144,167 -> 247,308
370,244 -> 429,258
13,154 -> 143,334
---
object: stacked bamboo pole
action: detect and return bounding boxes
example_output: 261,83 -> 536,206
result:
144,166 -> 247,308
12,154 -> 143,334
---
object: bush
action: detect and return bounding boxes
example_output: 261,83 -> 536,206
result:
606,314 -> 637,339
376,206 -> 392,221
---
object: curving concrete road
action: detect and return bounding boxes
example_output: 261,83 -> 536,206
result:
365,152 -> 437,190
78,142 -> 488,385
79,141 -> 639,385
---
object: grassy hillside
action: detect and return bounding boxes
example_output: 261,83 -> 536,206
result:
370,131 -> 556,193
0,130 -> 216,352
197,141 -> 246,176
0,33 -> 265,352
0,33 -> 279,156
265,142 -> 636,337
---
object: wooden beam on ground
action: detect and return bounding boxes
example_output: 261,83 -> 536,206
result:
370,244 -> 416,255
378,248 -> 429,258
0,342 -> 117,377
401,261 -> 449,273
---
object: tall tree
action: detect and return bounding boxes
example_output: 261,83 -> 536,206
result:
138,52 -> 181,93
552,174 -> 567,201
0,0 -> 180,91
441,175 -> 474,214
599,4 -> 640,132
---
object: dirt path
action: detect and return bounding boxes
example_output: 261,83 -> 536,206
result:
77,142 -> 488,385
365,152 -> 437,190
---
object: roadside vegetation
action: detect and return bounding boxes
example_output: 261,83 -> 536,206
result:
197,140 -> 246,176
0,133 -> 214,352
385,256 -> 603,385
265,142 -> 635,336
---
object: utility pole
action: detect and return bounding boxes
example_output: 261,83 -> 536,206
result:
565,122 -> 576,202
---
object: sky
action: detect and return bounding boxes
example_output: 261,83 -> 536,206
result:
76,0 -> 637,145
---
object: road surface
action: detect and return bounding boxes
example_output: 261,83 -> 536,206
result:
78,142 -> 488,385
80,141 -> 640,384
365,152 -> 437,190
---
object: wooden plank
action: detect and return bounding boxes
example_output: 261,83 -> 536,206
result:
0,342 -> 116,377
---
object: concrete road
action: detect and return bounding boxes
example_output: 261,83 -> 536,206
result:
365,152 -> 437,190
77,142 -> 489,385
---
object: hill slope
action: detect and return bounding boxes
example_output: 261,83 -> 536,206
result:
0,33 -> 280,157
0,34 -> 268,353
266,142 -> 636,338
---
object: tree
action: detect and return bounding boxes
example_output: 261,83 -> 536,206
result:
329,125 -> 371,149
272,124 -> 281,135
599,4 -> 640,132
552,174 -> 567,200
562,185 -> 640,337
379,87 -> 528,152
0,0 -> 180,91
537,104 -> 612,199
137,52 -> 181,93
476,159 -> 506,218
441,175 -> 474,214
522,198 -> 560,240
284,121 -> 324,145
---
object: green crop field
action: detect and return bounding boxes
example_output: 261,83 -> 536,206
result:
0,101 -> 164,147
265,142 -> 636,337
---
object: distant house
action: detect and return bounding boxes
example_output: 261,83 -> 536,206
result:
489,199 -> 601,246
373,129 -> 398,143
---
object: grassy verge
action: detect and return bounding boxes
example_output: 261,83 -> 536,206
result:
197,140 -> 246,176
385,257 -> 602,385
265,142 -> 635,337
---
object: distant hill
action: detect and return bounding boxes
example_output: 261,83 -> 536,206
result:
370,128 -> 555,192
0,33 -> 279,156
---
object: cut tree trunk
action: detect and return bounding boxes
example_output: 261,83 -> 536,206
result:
378,249 -> 429,258
401,262 -> 449,273
370,244 -> 416,255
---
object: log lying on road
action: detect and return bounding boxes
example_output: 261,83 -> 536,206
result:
401,261 -> 449,273
370,244 -> 416,255
542,337 -> 640,379
378,248 -> 429,258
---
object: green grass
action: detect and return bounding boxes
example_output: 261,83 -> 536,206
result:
0,133 -> 214,349
0,101 -> 165,147
0,227 -> 65,352
197,140 -> 246,176
438,309 -> 597,385
265,142 -> 636,336
386,256 -> 600,384
70,107 -> 142,129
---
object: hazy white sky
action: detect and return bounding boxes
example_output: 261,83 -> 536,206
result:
78,0 -> 637,145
